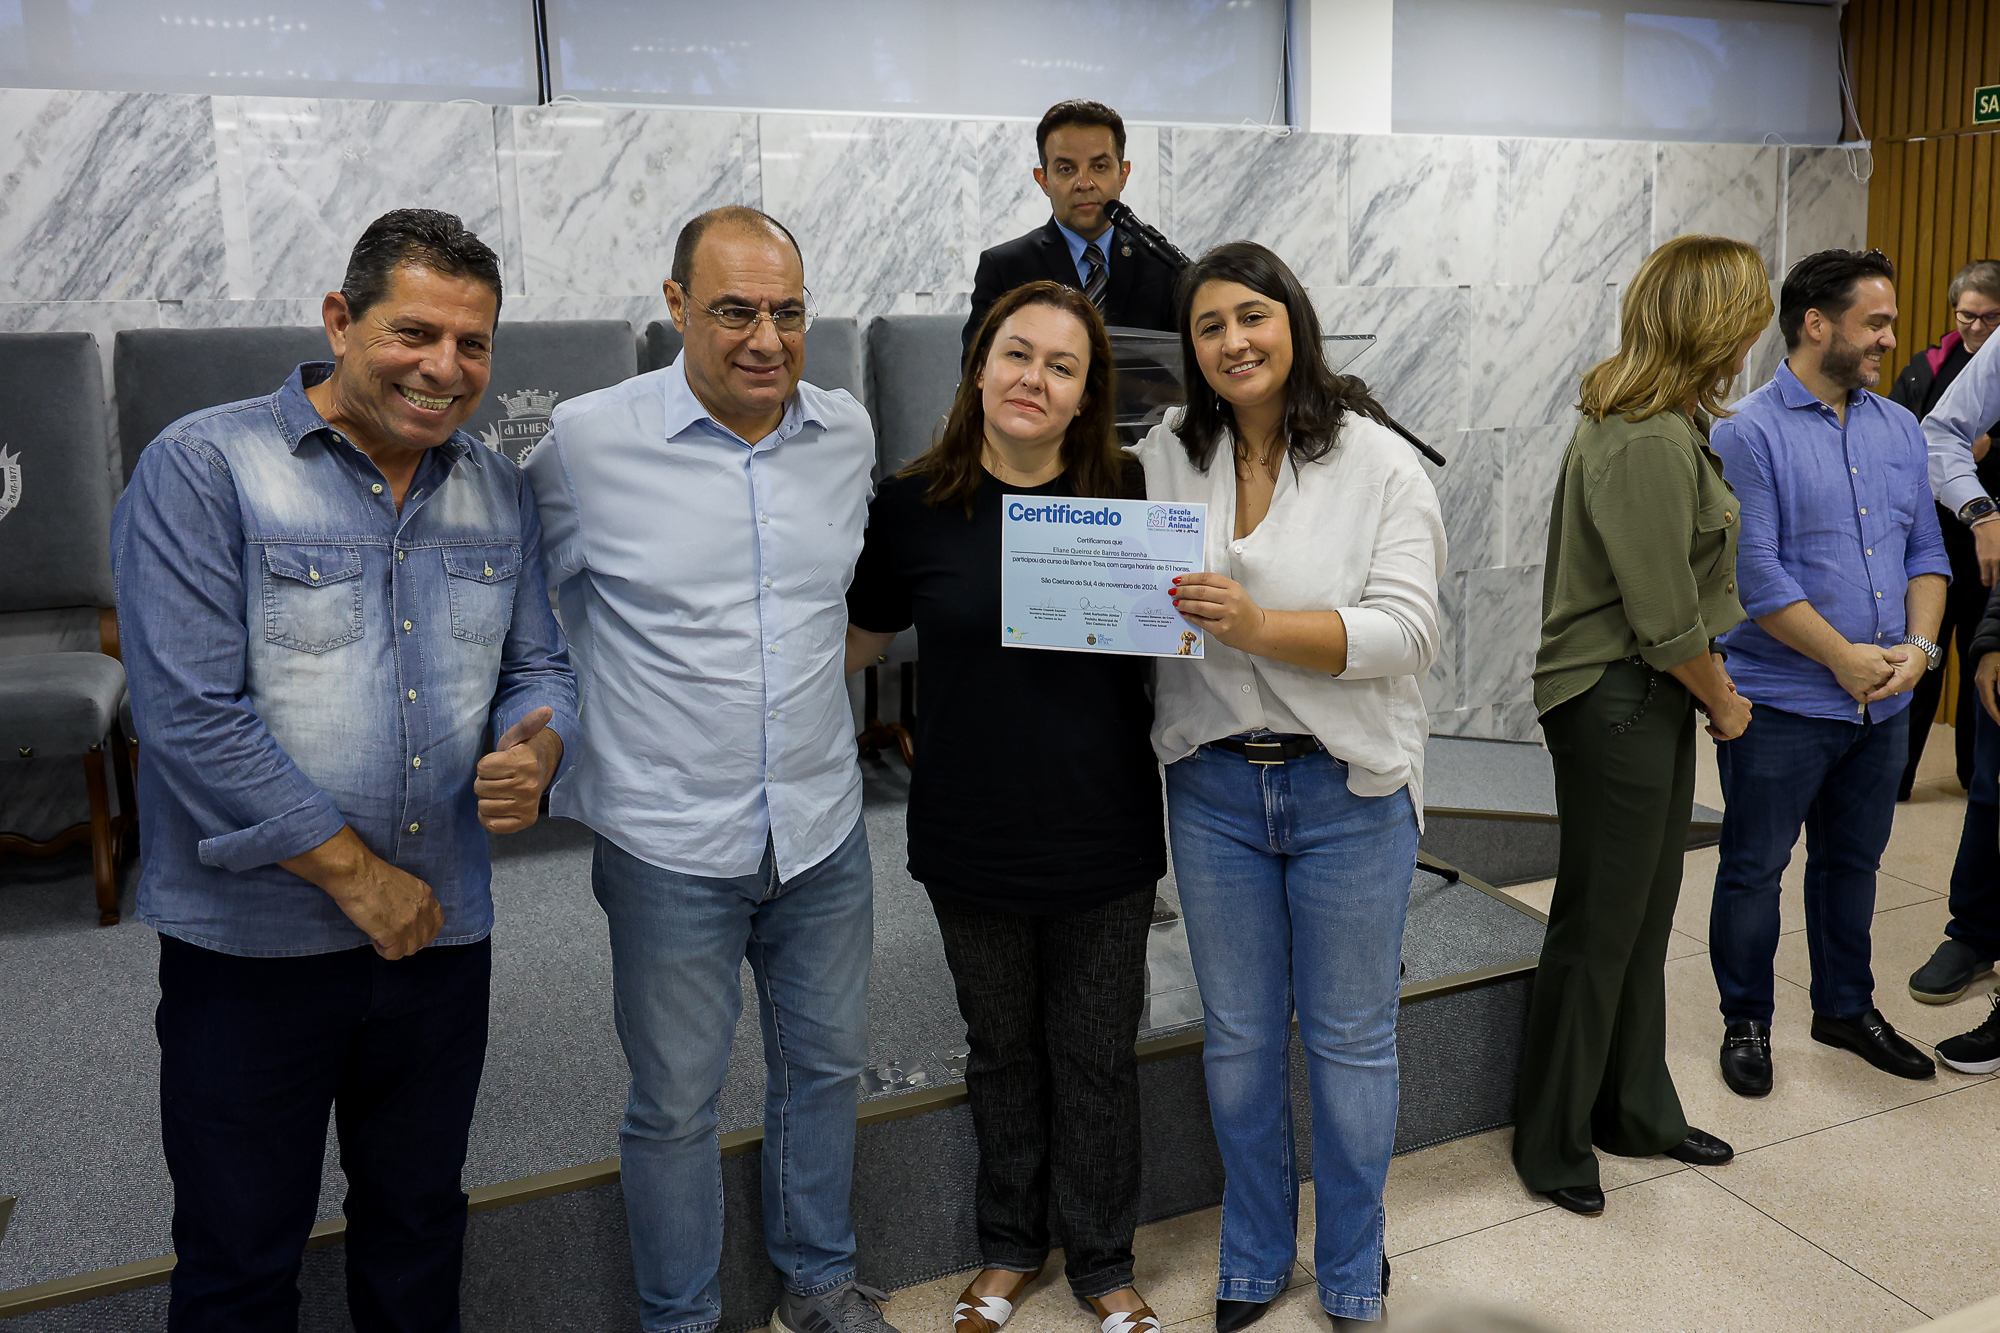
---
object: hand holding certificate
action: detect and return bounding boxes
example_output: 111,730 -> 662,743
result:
1001,495 -> 1207,657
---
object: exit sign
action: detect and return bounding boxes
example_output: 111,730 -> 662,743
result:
1979,85 -> 2000,124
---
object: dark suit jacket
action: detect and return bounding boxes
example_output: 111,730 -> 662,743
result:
963,218 -> 1181,359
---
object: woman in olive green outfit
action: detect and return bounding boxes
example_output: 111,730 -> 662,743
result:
1514,235 -> 1773,1215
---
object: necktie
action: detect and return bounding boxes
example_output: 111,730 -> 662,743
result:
1083,241 -> 1108,308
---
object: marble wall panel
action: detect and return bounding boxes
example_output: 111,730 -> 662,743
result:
1470,283 -> 1617,430
1501,422 -> 1572,570
760,115 -> 972,295
1347,134 -> 1503,288
1460,563 -> 1543,709
1170,128 -> 1347,288
505,106 -> 757,298
0,90 -> 226,302
1783,146 -> 1870,271
970,121 -> 1160,256
1653,142 -> 1781,274
1427,431 -> 1501,573
215,97 -> 504,300
1306,284 -> 1469,445
1429,701 -> 1542,743
1501,138 -> 1651,286
1425,569 -> 1463,716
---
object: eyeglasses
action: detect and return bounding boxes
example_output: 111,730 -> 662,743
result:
693,289 -> 816,335
1954,308 -> 2000,330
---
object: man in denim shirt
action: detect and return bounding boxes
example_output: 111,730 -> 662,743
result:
111,209 -> 576,1332
1708,250 -> 1949,1098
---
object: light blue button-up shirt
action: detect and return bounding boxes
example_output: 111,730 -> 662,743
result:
1056,219 -> 1114,287
111,363 -> 578,957
523,356 -> 874,879
1926,328 -> 2000,516
1713,361 -> 1950,724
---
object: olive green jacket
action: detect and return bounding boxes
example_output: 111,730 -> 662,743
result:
1533,408 -> 1747,717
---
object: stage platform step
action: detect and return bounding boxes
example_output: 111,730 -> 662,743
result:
2,761 -> 1546,1333
1421,735 -> 1722,886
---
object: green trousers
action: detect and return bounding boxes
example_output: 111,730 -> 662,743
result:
1513,659 -> 1695,1192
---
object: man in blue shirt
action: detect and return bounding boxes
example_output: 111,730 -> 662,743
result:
1708,249 -> 1949,1098
112,209 -> 576,1332
524,208 -> 893,1333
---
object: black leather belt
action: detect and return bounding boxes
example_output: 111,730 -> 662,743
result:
1209,734 -> 1324,765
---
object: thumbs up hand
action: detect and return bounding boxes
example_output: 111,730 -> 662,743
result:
476,706 -> 564,834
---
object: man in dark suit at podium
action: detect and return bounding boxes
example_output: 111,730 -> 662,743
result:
963,100 -> 1181,360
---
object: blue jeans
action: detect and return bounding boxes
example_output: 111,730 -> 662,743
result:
1712,705 -> 1907,1023
593,817 -> 874,1333
1946,701 -> 2000,959
1166,742 -> 1416,1324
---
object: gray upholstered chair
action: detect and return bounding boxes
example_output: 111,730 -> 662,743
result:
115,321 -> 638,475
0,332 -> 134,925
640,316 -> 868,404
855,315 -> 969,767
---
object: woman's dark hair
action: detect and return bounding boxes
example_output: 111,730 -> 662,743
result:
901,281 -> 1123,514
340,208 -> 503,322
1171,241 -> 1391,472
1779,248 -> 1896,349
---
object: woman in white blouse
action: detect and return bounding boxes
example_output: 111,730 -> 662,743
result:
1130,242 -> 1444,1330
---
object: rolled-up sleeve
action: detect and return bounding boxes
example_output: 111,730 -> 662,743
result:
490,472 -> 580,780
1583,436 -> 1712,670
1710,416 -> 1806,621
1339,467 -> 1445,679
111,438 -> 348,873
1926,335 -> 2000,517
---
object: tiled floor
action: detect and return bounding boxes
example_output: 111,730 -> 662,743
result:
868,726 -> 2000,1332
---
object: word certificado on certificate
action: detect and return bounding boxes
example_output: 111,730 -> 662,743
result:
1000,495 -> 1207,659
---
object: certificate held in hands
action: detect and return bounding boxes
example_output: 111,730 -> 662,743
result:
1001,495 -> 1206,658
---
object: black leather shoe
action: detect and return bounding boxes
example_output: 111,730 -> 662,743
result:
1811,1007 -> 1937,1080
1665,1127 -> 1734,1165
1542,1185 -> 1605,1215
1216,1299 -> 1272,1333
1720,1019 -> 1773,1096
1381,1253 -> 1390,1293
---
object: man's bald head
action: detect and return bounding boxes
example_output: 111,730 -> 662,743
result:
671,206 -> 804,293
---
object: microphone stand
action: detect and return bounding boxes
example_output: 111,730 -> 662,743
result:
1101,200 -> 1446,468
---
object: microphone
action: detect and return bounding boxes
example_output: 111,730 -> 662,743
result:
1103,199 -> 1191,272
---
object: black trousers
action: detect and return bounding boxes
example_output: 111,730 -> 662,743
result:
928,885 -> 1154,1300
156,933 -> 491,1333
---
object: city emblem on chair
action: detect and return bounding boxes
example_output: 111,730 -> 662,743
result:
481,388 -> 560,464
0,446 -> 19,523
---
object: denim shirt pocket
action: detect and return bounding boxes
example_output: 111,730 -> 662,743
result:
443,544 -> 520,646
262,543 -> 365,654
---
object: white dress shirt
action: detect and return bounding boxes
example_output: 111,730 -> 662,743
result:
524,356 -> 874,880
1926,330 -> 2000,517
1129,414 -> 1445,815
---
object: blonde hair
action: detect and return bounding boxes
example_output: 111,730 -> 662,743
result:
1578,234 -> 1773,423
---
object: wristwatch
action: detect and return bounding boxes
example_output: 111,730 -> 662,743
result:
1958,495 -> 1999,526
1903,634 -> 1944,671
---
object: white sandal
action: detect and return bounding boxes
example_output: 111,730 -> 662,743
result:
952,1295 -> 1018,1333
1096,1308 -> 1162,1333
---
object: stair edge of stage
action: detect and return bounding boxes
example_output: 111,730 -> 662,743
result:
0,857 -> 1541,1333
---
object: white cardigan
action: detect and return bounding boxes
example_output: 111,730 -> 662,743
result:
1129,414 -> 1445,814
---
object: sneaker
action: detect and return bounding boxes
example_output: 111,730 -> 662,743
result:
775,1282 -> 903,1333
1909,939 -> 1995,1004
1937,992 -> 2000,1075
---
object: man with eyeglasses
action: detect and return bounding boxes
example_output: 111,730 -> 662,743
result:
1910,262 -> 2000,1045
1888,260 -> 2000,799
522,207 -> 893,1333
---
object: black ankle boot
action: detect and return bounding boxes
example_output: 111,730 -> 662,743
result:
1215,1299 -> 1272,1333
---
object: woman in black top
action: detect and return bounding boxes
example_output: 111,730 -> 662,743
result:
846,281 -> 1166,1333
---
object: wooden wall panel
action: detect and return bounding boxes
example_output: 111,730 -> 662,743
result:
1843,0 -> 2000,385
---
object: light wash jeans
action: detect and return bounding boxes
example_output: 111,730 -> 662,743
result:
592,817 -> 874,1333
1167,741 -> 1415,1324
